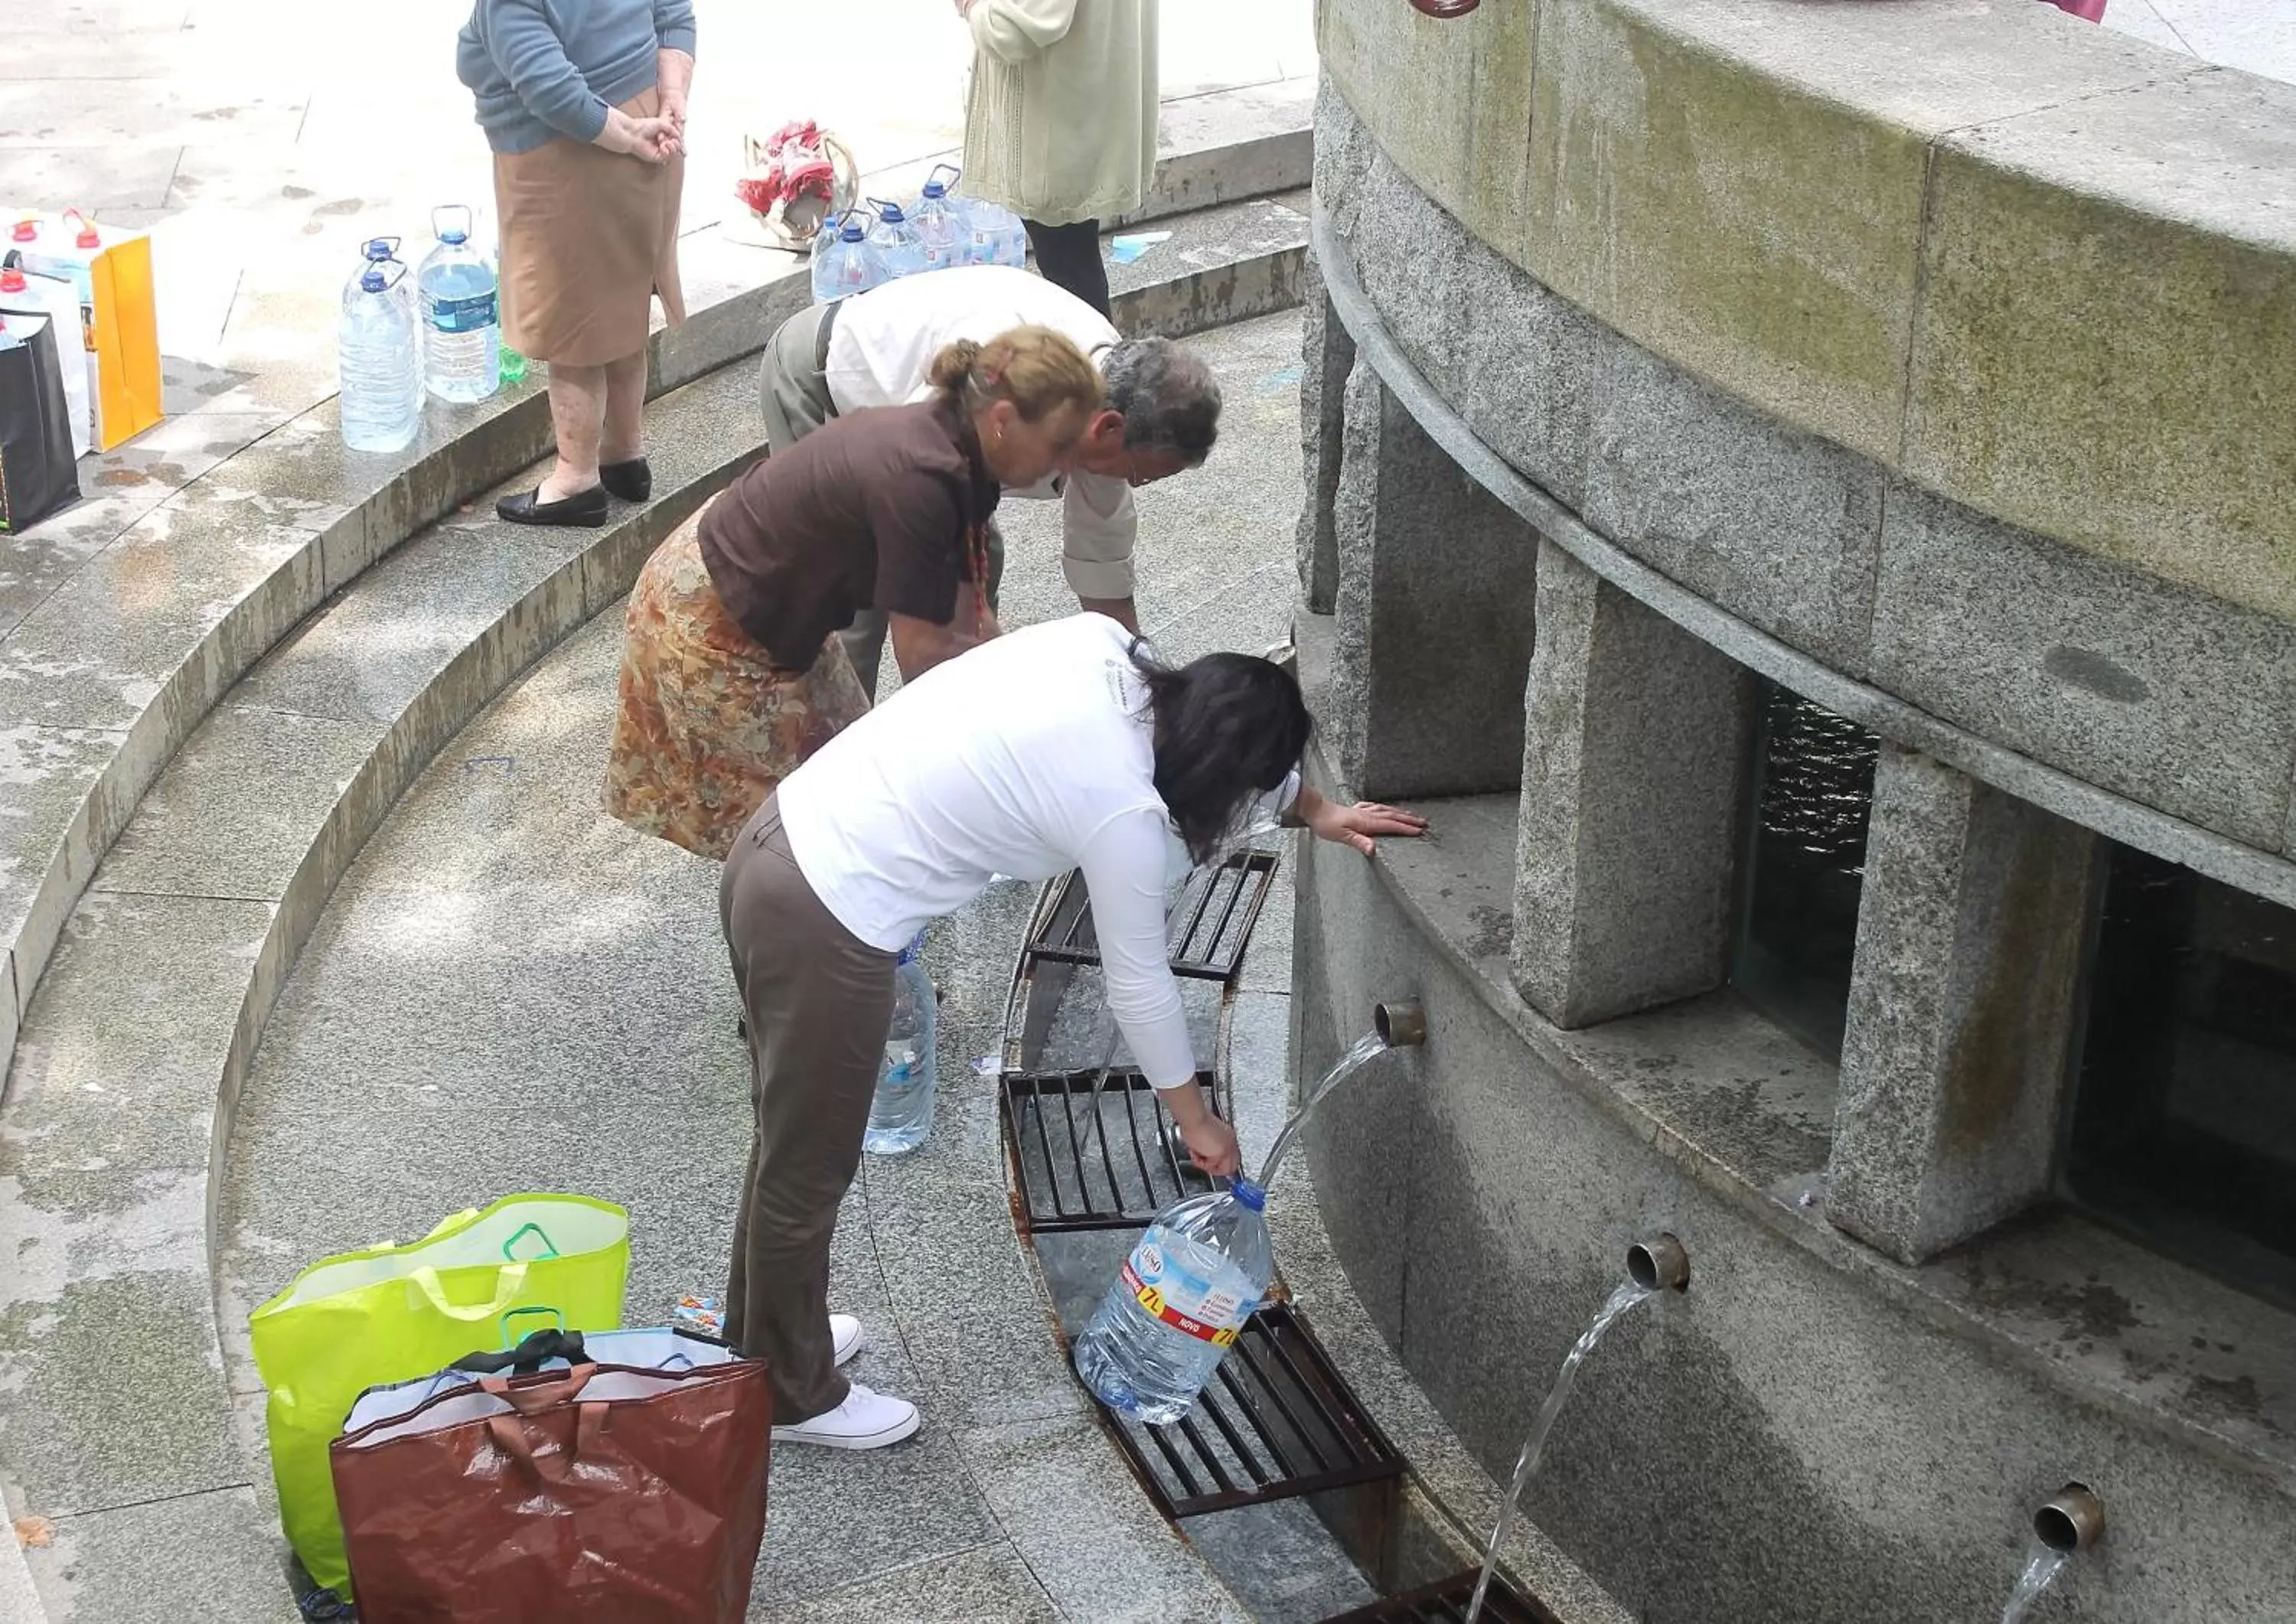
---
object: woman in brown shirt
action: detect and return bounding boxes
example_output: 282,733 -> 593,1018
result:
605,324 -> 1102,859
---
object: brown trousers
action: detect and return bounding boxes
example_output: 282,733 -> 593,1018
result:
718,795 -> 895,1424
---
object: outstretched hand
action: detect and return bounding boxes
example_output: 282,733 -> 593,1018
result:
1301,788 -> 1430,856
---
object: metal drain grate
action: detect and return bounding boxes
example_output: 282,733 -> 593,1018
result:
1002,1066 -> 1221,1231
1026,850 -> 1280,980
1096,1304 -> 1406,1518
1318,1573 -> 1560,1624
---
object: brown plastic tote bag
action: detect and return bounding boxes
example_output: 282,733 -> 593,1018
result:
331,1351 -> 771,1622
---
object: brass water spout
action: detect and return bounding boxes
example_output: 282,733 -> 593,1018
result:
2034,1483 -> 2105,1553
1374,1000 -> 1427,1048
1627,1234 -> 1691,1293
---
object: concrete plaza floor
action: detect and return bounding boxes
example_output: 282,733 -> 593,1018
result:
211,309 -> 1311,1620
2,0 -> 1316,403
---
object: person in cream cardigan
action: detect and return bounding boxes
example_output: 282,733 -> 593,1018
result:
957,0 -> 1156,318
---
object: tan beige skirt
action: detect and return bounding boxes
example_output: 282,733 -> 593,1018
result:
494,86 -> 687,367
603,504 -> 870,861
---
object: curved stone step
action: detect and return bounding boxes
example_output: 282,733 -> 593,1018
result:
0,81 -> 1314,1118
0,358 -> 766,1621
0,269 -> 1309,1618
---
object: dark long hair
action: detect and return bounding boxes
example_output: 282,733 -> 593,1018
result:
1134,642 -> 1313,865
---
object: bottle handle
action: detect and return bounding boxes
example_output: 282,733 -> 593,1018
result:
432,203 -> 475,243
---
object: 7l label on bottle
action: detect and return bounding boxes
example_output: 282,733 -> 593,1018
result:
1124,1238 -> 1246,1346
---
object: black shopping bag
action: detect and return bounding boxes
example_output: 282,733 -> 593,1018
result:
0,315 -> 82,534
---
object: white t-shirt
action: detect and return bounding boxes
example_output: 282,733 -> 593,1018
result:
776,615 -> 1296,1091
823,265 -> 1137,602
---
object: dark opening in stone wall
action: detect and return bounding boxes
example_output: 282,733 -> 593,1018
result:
2065,843 -> 2296,1311
1730,680 -> 1880,1059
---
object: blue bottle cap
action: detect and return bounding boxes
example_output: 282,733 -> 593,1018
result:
1228,1177 -> 1266,1211
841,220 -> 866,241
921,180 -> 946,198
439,227 -> 469,245
877,201 -> 903,221
362,238 -> 394,260
360,269 -> 388,293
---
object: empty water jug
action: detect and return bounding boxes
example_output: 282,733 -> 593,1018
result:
338,241 -> 421,454
957,195 -> 1029,269
863,197 -> 926,282
811,211 -> 883,303
911,165 -> 964,274
863,935 -> 938,1155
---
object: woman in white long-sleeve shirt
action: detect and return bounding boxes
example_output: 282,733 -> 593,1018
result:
719,614 -> 1424,1450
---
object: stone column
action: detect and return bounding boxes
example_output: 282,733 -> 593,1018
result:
1295,249 -> 1352,615
1512,540 -> 1754,1029
1326,355 -> 1538,800
1827,745 -> 2097,1264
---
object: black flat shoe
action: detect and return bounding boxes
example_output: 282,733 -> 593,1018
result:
600,458 -> 652,502
497,484 -> 608,527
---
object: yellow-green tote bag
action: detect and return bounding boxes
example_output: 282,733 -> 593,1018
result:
249,1193 -> 631,1596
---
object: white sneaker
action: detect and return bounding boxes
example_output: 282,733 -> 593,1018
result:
772,1382 -> 920,1450
830,1313 -> 863,1368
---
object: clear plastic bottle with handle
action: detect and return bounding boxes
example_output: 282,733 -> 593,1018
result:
863,197 -> 927,282
338,241 -> 422,454
1072,1176 -> 1274,1424
810,211 -> 883,303
863,934 -> 938,1155
911,165 -> 965,274
416,204 -> 501,403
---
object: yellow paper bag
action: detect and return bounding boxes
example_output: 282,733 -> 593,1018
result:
7,209 -> 163,450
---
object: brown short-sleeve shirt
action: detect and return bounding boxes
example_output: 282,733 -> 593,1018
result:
699,397 -> 998,670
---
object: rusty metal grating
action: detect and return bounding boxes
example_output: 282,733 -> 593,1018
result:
1094,1304 -> 1407,1518
1026,850 -> 1280,980
1003,1066 -> 1221,1231
1319,1573 -> 1559,1624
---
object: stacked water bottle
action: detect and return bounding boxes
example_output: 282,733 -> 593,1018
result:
336,205 -> 530,453
810,164 -> 1027,305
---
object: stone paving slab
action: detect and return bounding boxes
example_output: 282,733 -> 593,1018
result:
766,1543 -> 1061,1623
18,1484 -> 298,1624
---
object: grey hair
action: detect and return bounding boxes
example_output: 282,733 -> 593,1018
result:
1101,338 -> 1221,465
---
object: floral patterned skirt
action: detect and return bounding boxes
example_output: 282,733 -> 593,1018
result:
603,504 -> 869,860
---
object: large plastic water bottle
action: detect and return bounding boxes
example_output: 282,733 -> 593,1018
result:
416,205 -> 501,404
953,194 -> 1029,269
1073,1178 -> 1274,1424
863,935 -> 938,1155
338,246 -> 421,454
863,197 -> 926,282
811,211 -> 883,303
912,165 -> 964,274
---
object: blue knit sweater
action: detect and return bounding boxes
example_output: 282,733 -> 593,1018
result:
457,0 -> 697,156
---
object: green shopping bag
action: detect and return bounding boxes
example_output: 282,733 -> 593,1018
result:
249,1192 -> 631,1596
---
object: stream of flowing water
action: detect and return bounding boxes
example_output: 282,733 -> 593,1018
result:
1254,1030 -> 1391,1190
1998,1542 -> 2070,1624
1462,1278 -> 1658,1624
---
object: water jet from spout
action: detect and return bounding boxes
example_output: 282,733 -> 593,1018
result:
1461,1244 -> 1688,1624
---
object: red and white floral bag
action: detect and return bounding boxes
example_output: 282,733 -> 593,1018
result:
735,121 -> 860,253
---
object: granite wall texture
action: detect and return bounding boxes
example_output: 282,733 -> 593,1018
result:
1295,826 -> 2296,1624
1301,10 -> 2296,1616
1316,0 -> 2296,628
1313,75 -> 2296,865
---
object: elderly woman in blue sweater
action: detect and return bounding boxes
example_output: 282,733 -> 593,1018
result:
457,0 -> 694,528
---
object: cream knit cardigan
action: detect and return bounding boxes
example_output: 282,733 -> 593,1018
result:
962,0 -> 1159,227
